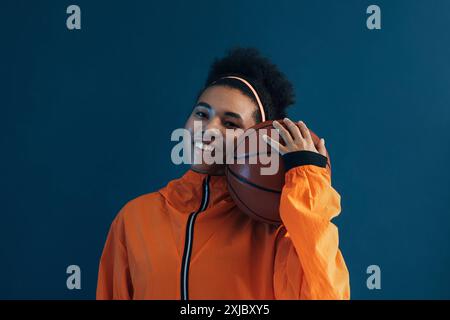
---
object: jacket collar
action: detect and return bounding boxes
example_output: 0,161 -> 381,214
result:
159,169 -> 232,213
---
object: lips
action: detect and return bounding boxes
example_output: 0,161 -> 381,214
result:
194,141 -> 215,152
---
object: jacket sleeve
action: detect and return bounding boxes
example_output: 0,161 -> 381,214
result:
273,150 -> 350,300
96,209 -> 133,300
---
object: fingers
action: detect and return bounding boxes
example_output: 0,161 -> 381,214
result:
262,134 -> 288,155
282,118 -> 302,142
317,138 -> 327,157
272,120 -> 294,146
271,118 -> 327,156
297,120 -> 312,141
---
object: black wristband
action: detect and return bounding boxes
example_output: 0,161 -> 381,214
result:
281,150 -> 328,172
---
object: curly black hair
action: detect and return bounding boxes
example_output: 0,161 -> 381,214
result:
195,47 -> 296,123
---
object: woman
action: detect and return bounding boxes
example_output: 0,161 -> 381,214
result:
96,47 -> 350,300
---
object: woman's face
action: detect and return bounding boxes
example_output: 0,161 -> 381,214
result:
185,85 -> 258,175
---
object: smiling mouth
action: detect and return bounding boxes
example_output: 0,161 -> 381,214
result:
194,141 -> 215,152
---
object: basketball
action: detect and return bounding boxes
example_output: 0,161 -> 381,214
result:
226,120 -> 332,225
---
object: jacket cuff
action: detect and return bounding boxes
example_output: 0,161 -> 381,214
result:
281,150 -> 328,172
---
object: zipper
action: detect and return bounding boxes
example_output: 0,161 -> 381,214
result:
180,175 -> 210,300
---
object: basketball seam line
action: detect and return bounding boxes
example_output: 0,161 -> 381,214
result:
226,167 -> 282,194
227,175 -> 280,224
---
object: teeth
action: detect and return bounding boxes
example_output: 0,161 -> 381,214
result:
195,141 -> 214,152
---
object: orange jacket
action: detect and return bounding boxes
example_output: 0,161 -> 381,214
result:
96,158 -> 350,300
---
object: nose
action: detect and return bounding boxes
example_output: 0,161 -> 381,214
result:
203,116 -> 225,143
204,116 -> 224,134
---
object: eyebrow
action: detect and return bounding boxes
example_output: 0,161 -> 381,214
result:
224,111 -> 242,120
195,102 -> 212,110
194,101 -> 243,120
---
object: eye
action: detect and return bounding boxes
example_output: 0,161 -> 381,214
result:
195,111 -> 208,119
224,121 -> 239,129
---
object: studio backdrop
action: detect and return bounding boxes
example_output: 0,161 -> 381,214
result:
1,0 -> 449,299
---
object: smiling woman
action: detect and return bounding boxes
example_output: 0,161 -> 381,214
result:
183,47 -> 295,175
186,86 -> 259,175
96,47 -> 349,300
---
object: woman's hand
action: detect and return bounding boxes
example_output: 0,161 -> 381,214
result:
263,118 -> 327,156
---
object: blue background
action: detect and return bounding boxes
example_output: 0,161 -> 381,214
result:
1,0 -> 449,299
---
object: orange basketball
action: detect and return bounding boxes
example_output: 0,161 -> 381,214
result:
226,120 -> 331,225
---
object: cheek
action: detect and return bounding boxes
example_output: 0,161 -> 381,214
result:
222,130 -> 243,149
184,116 -> 200,136
184,115 -> 194,131
230,129 -> 245,141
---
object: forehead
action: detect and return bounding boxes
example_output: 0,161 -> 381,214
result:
197,85 -> 257,118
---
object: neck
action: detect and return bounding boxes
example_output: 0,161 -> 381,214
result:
190,166 -> 226,176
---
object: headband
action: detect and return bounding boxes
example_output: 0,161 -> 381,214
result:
211,76 -> 266,122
